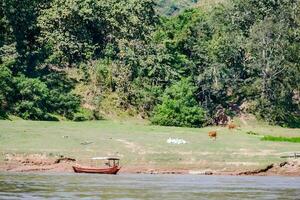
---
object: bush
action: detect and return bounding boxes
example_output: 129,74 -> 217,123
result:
151,79 -> 207,127
46,90 -> 81,119
73,113 -> 89,121
252,99 -> 300,128
0,66 -> 13,118
11,75 -> 81,120
13,76 -> 49,120
73,108 -> 95,121
42,72 -> 81,118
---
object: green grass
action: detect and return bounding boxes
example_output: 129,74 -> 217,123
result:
261,135 -> 300,143
0,119 -> 300,171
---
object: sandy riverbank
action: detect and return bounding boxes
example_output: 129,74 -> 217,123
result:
1,154 -> 299,176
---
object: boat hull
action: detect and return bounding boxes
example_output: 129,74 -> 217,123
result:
72,165 -> 120,174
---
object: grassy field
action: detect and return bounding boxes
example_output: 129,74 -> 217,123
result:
0,119 -> 300,172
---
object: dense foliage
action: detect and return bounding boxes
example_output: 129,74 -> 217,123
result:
0,0 -> 299,127
0,0 -> 80,120
151,79 -> 207,127
151,0 -> 300,127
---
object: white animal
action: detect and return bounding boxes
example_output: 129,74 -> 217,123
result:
167,138 -> 187,145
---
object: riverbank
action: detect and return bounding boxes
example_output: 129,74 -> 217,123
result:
0,120 -> 300,176
1,153 -> 299,176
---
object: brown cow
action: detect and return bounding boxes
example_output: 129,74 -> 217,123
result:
228,122 -> 237,130
208,131 -> 217,140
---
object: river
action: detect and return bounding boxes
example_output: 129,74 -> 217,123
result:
0,173 -> 299,199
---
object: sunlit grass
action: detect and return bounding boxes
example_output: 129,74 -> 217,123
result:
261,136 -> 300,143
0,119 -> 299,171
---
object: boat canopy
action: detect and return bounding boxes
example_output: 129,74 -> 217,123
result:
91,157 -> 120,160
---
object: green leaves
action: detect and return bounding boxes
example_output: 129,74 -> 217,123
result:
151,78 -> 207,127
0,0 -> 299,127
13,76 -> 49,120
38,0 -> 158,66
10,74 -> 80,120
244,12 -> 300,127
0,66 -> 12,118
151,0 -> 300,127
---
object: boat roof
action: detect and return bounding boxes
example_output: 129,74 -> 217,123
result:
91,157 -> 120,160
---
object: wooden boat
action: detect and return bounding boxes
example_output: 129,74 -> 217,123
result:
72,157 -> 121,175
72,165 -> 120,174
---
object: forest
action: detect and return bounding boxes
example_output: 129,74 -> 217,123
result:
0,0 -> 299,128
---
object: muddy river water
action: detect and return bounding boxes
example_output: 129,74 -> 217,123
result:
0,173 -> 299,199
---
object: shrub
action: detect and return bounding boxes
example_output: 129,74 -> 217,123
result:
151,79 -> 207,127
11,75 -> 81,120
0,66 -> 13,118
46,90 -> 81,119
252,99 -> 300,128
13,76 -> 49,120
42,72 -> 81,118
73,113 -> 88,122
73,108 -> 95,121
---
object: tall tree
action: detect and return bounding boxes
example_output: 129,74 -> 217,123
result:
38,0 -> 158,66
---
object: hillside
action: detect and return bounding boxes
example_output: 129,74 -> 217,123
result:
1,0 -> 299,128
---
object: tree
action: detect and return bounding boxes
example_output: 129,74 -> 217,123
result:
38,0 -> 158,66
197,30 -> 247,116
2,0 -> 49,75
246,18 -> 300,126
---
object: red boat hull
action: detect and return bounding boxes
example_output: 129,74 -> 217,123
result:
72,165 -> 120,174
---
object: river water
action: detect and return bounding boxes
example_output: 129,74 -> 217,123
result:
0,173 -> 299,199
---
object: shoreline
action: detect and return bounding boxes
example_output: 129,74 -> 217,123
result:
1,154 -> 299,177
